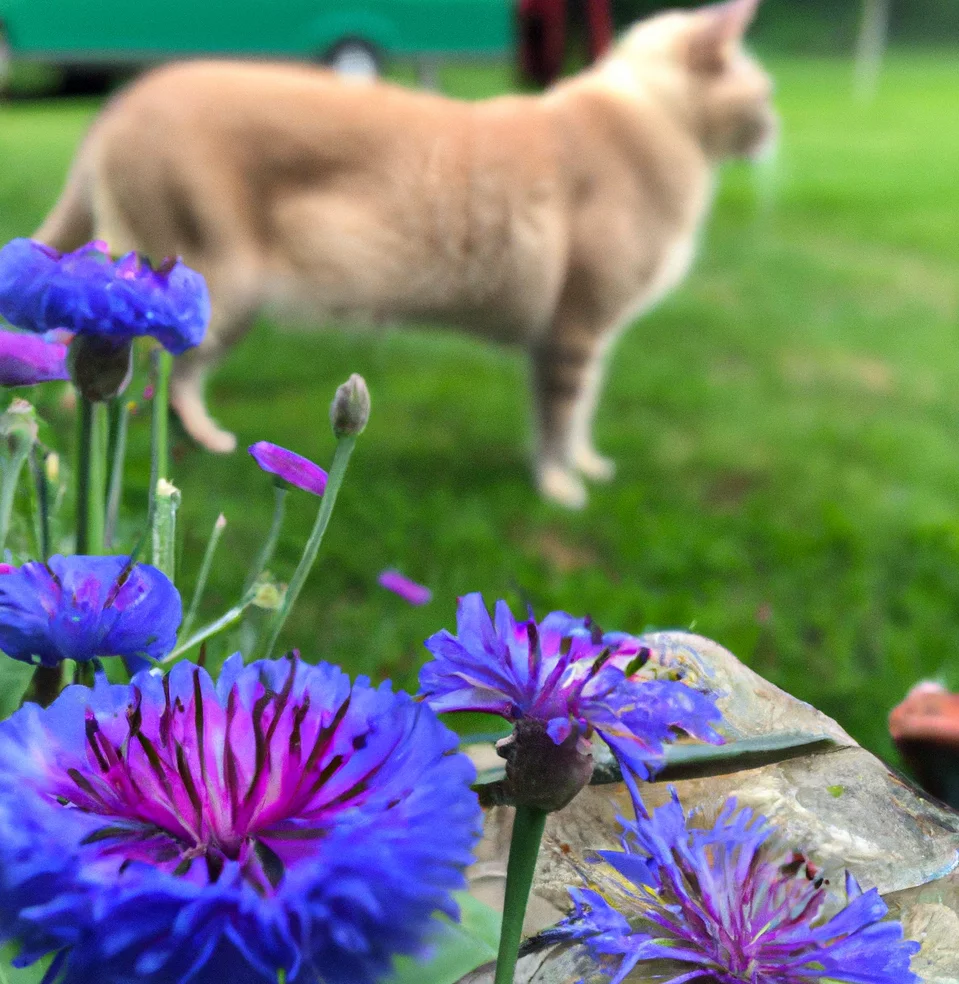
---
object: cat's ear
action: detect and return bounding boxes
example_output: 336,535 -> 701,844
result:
687,0 -> 762,73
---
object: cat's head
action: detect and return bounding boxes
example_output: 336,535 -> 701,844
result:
601,0 -> 776,161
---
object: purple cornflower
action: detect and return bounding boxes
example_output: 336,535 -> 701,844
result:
419,595 -> 721,809
0,655 -> 480,984
379,570 -> 432,606
249,441 -> 328,496
0,239 -> 208,355
0,328 -> 69,386
550,789 -> 920,984
0,555 -> 181,670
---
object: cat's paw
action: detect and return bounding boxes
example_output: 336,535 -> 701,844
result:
538,463 -> 588,510
574,447 -> 616,482
172,389 -> 238,454
202,427 -> 238,454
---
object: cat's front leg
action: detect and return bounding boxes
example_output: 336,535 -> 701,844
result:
530,337 -> 595,509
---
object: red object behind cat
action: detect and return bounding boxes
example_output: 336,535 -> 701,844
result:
519,0 -> 614,86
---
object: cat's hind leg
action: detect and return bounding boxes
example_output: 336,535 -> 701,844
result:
569,340 -> 617,483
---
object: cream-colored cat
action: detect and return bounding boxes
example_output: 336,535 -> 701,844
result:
36,0 -> 774,508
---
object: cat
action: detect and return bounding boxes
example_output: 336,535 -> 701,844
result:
35,0 -> 775,508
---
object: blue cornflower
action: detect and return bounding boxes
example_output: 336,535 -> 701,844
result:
549,788 -> 920,984
419,594 -> 722,809
0,239 -> 208,355
0,555 -> 181,670
0,655 -> 480,984
0,328 -> 69,386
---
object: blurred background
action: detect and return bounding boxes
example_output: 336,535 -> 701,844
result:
0,0 -> 957,765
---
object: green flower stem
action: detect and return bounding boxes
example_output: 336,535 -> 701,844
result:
104,398 -> 131,551
494,805 -> 548,984
180,513 -> 227,640
244,485 -> 288,594
163,589 -> 258,663
29,448 -> 51,560
132,350 -> 172,567
262,435 -> 356,659
75,397 -> 107,554
23,665 -> 64,709
0,433 -> 31,554
152,349 -> 172,483
151,479 -> 180,581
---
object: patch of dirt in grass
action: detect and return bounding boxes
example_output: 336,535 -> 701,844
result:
704,469 -> 764,511
525,528 -> 602,575
780,349 -> 896,394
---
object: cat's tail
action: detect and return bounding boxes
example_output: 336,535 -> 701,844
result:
33,139 -> 97,251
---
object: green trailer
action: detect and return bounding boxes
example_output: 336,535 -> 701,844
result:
0,0 -> 515,83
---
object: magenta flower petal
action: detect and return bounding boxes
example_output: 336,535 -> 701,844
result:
0,329 -> 69,387
379,570 -> 432,606
248,441 -> 328,496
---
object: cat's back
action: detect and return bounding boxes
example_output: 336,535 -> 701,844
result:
96,60 -> 471,164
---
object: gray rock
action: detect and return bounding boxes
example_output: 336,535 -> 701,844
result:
462,632 -> 959,982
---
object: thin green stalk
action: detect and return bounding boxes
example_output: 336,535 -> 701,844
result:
180,513 -> 227,640
130,354 -> 168,568
244,485 -> 287,594
152,350 -> 172,484
75,397 -> 94,553
151,479 -> 180,581
89,402 -> 108,554
75,398 -> 108,555
163,589 -> 258,663
30,448 -> 50,560
262,436 -> 356,659
494,806 -> 547,984
104,399 -> 131,550
0,438 -> 30,553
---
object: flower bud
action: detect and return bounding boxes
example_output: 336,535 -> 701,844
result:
67,335 -> 133,402
45,452 -> 60,485
330,373 -> 370,438
0,398 -> 39,450
495,719 -> 595,813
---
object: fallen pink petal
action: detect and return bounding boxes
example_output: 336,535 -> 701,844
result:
378,570 -> 432,606
0,328 -> 69,387
248,440 -> 328,496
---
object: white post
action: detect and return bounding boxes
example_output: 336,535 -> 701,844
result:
854,0 -> 893,101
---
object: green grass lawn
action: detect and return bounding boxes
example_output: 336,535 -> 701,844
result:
1,53 -> 958,765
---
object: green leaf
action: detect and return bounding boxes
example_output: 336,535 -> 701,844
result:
0,946 -> 50,984
654,732 -> 842,781
0,659 -> 34,722
383,892 -> 500,984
